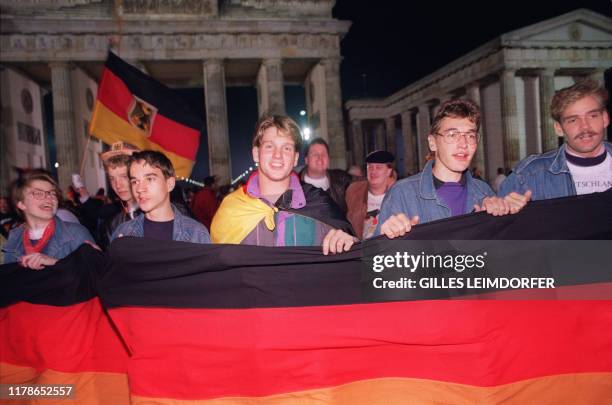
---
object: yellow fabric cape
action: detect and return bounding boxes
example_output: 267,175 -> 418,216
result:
211,187 -> 278,244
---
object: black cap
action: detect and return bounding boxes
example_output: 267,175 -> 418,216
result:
366,150 -> 395,164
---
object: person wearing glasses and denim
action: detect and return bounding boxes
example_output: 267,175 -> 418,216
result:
375,99 -> 531,239
500,79 -> 611,200
3,171 -> 94,268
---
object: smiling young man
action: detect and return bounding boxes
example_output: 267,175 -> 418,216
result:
500,79 -> 611,200
111,151 -> 210,243
211,115 -> 355,254
299,138 -> 352,214
3,171 -> 94,269
376,99 -> 531,239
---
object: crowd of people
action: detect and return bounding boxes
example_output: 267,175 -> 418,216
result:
1,79 -> 610,268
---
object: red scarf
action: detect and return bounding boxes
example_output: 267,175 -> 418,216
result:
22,219 -> 56,255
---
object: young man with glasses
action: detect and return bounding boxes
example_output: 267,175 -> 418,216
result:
3,171 -> 94,268
376,99 -> 531,239
500,79 -> 611,200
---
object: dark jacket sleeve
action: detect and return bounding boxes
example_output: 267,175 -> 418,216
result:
288,183 -> 355,236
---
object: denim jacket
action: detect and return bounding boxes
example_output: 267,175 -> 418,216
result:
499,142 -> 612,200
2,216 -> 94,264
111,204 -> 210,244
374,160 -> 494,235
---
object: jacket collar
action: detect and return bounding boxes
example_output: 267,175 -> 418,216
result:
419,160 -> 490,204
549,144 -> 570,175
245,170 -> 305,209
5,216 -> 74,253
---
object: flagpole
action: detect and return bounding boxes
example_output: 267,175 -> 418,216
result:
79,134 -> 91,177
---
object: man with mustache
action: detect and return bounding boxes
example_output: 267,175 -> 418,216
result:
500,79 -> 611,199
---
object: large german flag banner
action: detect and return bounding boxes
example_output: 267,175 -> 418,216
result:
88,52 -> 202,177
2,190 -> 611,404
0,247 -> 130,404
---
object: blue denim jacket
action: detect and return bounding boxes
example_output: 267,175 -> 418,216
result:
499,142 -> 612,200
2,217 -> 94,264
374,160 -> 494,236
111,204 -> 210,244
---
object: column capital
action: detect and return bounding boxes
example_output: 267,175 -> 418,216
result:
203,58 -> 224,67
500,68 -> 517,78
262,58 -> 283,66
48,61 -> 73,70
536,67 -> 556,76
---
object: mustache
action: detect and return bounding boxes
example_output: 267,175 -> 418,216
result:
573,131 -> 598,139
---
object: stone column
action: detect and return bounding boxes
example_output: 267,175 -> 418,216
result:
401,110 -> 416,176
351,119 -> 364,168
203,59 -> 231,184
256,58 -> 285,116
500,69 -> 520,170
466,82 -> 486,178
538,68 -> 557,153
375,122 -> 386,151
50,62 -> 78,189
321,58 -> 346,169
384,116 -> 397,157
416,104 -> 431,169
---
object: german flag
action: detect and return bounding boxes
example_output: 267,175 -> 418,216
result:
98,191 -> 612,404
2,190 -> 611,404
0,247 -> 130,404
89,52 -> 202,177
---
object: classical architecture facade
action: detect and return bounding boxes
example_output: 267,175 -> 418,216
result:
0,0 -> 350,192
346,9 -> 612,180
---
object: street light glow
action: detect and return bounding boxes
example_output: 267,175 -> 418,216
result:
299,110 -> 306,116
302,127 -> 311,141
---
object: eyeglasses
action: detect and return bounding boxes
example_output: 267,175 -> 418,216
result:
28,189 -> 58,200
435,130 -> 480,145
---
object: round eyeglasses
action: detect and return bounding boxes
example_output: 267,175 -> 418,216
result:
435,130 -> 480,145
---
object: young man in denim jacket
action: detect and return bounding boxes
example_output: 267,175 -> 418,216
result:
3,171 -> 94,268
500,79 -> 611,200
376,99 -> 531,239
111,151 -> 210,244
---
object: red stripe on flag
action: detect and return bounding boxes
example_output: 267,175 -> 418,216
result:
108,300 -> 612,400
96,68 -> 200,160
97,68 -> 134,122
0,299 -> 129,374
149,114 -> 199,161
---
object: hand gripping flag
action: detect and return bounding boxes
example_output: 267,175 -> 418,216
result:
89,52 -> 202,177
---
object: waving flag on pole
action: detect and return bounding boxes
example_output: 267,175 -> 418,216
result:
89,52 -> 202,177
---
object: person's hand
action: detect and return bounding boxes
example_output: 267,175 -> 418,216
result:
19,253 -> 58,270
503,190 -> 532,214
84,240 -> 102,251
380,214 -> 419,239
322,229 -> 358,255
474,196 -> 510,216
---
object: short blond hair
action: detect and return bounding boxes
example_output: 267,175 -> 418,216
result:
551,79 -> 608,122
252,115 -> 302,150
